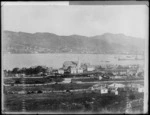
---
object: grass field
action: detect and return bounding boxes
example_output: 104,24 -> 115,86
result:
4,76 -> 144,85
4,77 -> 53,84
3,91 -> 144,113
4,83 -> 95,93
72,77 -> 144,82
4,80 -> 144,93
3,77 -> 144,113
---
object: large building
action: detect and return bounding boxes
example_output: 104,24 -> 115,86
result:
87,65 -> 95,71
58,69 -> 64,74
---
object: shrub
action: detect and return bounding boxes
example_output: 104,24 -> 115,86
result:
37,90 -> 42,93
129,94 -> 135,100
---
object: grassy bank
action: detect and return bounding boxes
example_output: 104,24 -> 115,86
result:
4,83 -> 95,93
4,91 -> 143,113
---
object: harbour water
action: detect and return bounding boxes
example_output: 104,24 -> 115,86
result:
3,54 -> 144,70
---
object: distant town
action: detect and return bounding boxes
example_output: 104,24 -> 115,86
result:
4,60 -> 144,81
4,59 -> 144,113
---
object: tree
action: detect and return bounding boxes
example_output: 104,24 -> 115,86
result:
12,67 -> 20,74
129,94 -> 135,100
137,72 -> 143,77
15,80 -> 21,84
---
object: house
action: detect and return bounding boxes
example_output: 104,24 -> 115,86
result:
21,73 -> 25,77
127,84 -> 144,93
89,87 -> 94,91
58,69 -> 64,74
87,66 -> 95,71
113,75 -> 127,79
129,65 -> 139,69
63,78 -> 72,83
108,83 -> 125,88
94,86 -> 108,94
120,71 -> 127,75
38,72 -> 43,75
112,71 -> 118,75
110,75 -> 125,80
98,76 -> 103,80
90,84 -> 108,94
52,69 -> 58,74
110,89 -> 119,95
127,69 -> 137,76
106,69 -> 127,75
18,91 -> 27,94
113,76 -> 123,79
77,68 -> 83,73
108,83 -> 125,91
100,87 -> 108,94
70,67 -> 77,74
15,74 -> 19,77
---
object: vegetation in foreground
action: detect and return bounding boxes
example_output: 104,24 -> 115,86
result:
4,90 -> 143,113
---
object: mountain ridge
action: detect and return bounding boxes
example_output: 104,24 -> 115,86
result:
3,30 -> 145,54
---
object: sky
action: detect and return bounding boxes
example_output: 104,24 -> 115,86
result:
2,4 -> 148,39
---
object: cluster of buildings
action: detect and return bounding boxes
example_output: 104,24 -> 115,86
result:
88,83 -> 144,95
4,59 -> 144,80
51,61 -> 144,81
52,60 -> 95,75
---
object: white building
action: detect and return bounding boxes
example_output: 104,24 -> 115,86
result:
63,78 -> 72,83
108,83 -> 125,89
120,71 -> 127,75
138,87 -> 144,92
71,68 -> 77,74
58,69 -> 64,74
98,76 -> 102,80
128,84 -> 144,93
77,68 -> 83,73
15,74 -> 19,77
90,84 -> 108,94
114,76 -> 122,79
100,87 -> 108,94
18,91 -> 26,94
94,86 -> 108,94
87,66 -> 95,71
111,89 -> 118,95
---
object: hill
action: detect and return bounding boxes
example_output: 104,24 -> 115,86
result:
2,31 -> 145,54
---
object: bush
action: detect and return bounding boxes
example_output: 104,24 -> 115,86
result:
129,94 -> 135,100
15,80 -> 21,84
37,90 -> 42,93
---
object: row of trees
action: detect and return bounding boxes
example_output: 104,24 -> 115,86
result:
4,66 -> 51,75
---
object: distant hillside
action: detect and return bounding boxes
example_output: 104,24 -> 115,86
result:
2,30 -> 145,54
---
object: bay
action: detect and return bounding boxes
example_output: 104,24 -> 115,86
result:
3,54 -> 144,70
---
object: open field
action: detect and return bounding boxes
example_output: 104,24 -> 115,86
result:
3,90 -> 144,113
4,83 -> 96,92
4,80 -> 144,93
4,75 -> 144,85
72,77 -> 144,82
4,77 -> 53,84
3,76 -> 144,113
4,80 -> 144,94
